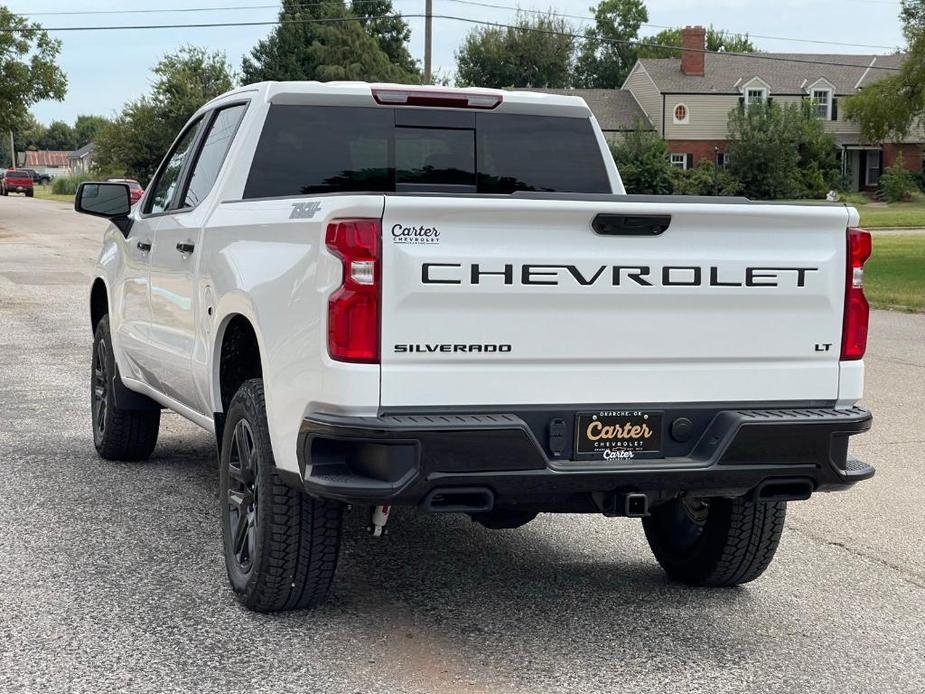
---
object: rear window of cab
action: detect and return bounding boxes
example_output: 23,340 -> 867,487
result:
243,105 -> 611,199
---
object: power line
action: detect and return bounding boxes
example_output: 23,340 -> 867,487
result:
437,0 -> 902,50
0,12 -> 904,73
11,1 -> 400,17
9,0 -> 902,51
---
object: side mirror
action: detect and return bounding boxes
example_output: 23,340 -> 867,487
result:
75,182 -> 133,235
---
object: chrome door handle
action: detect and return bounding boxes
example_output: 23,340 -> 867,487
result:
136,240 -> 151,253
176,241 -> 195,255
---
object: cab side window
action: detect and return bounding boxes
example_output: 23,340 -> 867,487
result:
146,118 -> 203,215
184,104 -> 247,208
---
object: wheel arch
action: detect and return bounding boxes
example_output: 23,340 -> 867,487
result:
90,278 -> 109,334
212,307 -> 265,449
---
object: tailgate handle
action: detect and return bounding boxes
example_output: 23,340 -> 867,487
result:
592,214 -> 671,236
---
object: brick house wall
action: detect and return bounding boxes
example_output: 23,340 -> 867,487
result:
667,139 -> 729,167
882,143 -> 922,171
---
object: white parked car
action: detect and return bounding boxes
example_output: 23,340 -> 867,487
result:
76,82 -> 873,612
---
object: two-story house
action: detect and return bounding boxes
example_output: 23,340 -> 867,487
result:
621,26 -> 917,192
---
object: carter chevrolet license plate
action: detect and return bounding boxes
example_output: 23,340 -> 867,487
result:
575,410 -> 662,461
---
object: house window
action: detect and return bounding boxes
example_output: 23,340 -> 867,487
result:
670,153 -> 688,170
866,150 -> 881,186
715,151 -> 726,168
745,88 -> 767,106
812,88 -> 832,119
673,103 -> 689,124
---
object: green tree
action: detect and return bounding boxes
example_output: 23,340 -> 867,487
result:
726,99 -> 840,199
350,0 -> 418,76
241,0 -> 417,83
845,2 -> 924,142
0,7 -> 67,166
95,46 -> 235,184
900,0 -> 925,43
12,112 -> 46,151
637,25 -> 756,59
455,12 -> 575,88
573,0 -> 648,88
74,114 -> 110,147
608,123 -> 674,194
40,120 -> 76,150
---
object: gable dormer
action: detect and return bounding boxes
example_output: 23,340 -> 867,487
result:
739,77 -> 771,107
805,78 -> 837,120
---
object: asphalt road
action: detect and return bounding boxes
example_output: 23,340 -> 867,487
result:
1,194 -> 923,694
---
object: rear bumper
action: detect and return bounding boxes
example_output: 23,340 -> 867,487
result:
292,405 -> 873,510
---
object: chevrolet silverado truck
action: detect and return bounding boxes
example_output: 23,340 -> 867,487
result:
75,82 -> 873,612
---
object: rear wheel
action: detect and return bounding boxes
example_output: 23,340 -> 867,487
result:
25,190 -> 33,198
220,379 -> 344,612
91,316 -> 160,461
642,495 -> 786,586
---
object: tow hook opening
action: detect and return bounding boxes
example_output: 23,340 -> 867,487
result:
753,478 -> 814,502
422,487 -> 494,513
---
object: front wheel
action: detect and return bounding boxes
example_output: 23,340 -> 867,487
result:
642,495 -> 786,586
220,379 -> 344,612
91,316 -> 160,460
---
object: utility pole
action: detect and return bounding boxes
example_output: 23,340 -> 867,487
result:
8,130 -> 14,169
423,0 -> 432,84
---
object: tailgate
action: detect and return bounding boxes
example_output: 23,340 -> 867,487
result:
379,196 -> 850,408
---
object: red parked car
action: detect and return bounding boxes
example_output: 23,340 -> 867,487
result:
107,178 -> 145,204
1,169 -> 34,197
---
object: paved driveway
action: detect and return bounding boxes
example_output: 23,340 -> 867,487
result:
1,195 -> 923,693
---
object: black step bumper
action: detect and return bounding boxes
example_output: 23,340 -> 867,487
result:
291,405 -> 873,510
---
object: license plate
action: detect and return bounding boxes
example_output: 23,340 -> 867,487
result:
575,410 -> 662,461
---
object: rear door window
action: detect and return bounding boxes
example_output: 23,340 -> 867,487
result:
244,107 -> 392,198
183,103 -> 247,208
243,105 -> 610,199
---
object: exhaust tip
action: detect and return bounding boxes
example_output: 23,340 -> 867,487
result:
423,487 -> 494,513
753,478 -> 814,502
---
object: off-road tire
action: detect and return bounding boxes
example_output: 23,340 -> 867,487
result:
643,496 -> 786,586
220,379 -> 344,612
91,316 -> 160,461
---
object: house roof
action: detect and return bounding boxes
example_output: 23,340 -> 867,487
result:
637,53 -> 904,95
70,143 -> 95,159
517,88 -> 650,130
21,150 -> 71,167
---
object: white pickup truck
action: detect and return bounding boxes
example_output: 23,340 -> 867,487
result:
77,81 -> 873,612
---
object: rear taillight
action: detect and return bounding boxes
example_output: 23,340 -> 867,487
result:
841,227 -> 872,360
325,218 -> 381,363
371,87 -> 502,110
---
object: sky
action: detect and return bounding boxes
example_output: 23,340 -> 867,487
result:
13,0 -> 907,125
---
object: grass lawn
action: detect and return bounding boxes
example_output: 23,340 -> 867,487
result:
778,193 -> 925,229
840,191 -> 925,229
865,234 -> 925,312
857,200 -> 925,229
32,184 -> 74,203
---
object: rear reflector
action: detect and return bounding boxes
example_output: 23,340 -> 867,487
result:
325,219 -> 381,363
841,227 -> 872,360
372,88 -> 502,110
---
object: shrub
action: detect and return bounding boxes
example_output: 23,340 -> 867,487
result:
671,160 -> 742,196
879,153 -> 918,202
609,124 -> 674,195
51,174 -> 94,195
726,99 -> 840,200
